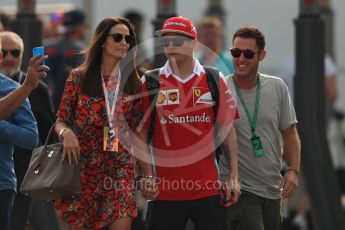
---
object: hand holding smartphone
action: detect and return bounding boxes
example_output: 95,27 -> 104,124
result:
25,46 -> 49,85
32,46 -> 45,66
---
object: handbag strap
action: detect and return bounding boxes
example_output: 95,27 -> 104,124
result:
33,122 -> 62,172
43,122 -> 59,148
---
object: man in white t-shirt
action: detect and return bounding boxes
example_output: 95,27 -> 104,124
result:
280,54 -> 338,103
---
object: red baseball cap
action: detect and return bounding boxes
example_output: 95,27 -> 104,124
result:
155,16 -> 197,40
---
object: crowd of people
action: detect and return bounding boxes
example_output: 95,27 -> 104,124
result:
0,6 -> 341,230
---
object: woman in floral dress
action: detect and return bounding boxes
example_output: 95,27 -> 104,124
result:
54,17 -> 145,230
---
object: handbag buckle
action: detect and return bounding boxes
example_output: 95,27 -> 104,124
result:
33,164 -> 41,174
48,150 -> 54,158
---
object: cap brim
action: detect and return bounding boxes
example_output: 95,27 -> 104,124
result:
155,29 -> 195,39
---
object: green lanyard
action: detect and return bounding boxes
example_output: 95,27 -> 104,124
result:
232,75 -> 261,137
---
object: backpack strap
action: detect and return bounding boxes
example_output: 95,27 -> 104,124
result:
204,66 -> 220,119
144,68 -> 160,143
204,66 -> 226,162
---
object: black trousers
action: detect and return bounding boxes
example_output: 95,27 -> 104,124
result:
0,189 -> 16,230
146,195 -> 226,230
10,151 -> 32,230
10,193 -> 32,229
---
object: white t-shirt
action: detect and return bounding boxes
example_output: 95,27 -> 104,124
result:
280,54 -> 337,101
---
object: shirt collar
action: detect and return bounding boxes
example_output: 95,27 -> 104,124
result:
161,58 -> 204,78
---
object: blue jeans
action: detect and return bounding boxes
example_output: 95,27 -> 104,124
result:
0,189 -> 16,230
226,190 -> 282,230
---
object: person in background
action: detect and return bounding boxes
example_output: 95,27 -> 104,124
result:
0,11 -> 12,31
123,10 -> 152,74
196,16 -> 234,76
53,17 -> 146,230
0,40 -> 48,120
0,31 -> 57,230
280,54 -> 339,230
0,38 -> 42,230
45,9 -> 88,111
42,11 -> 64,44
221,26 -> 301,230
280,54 -> 338,119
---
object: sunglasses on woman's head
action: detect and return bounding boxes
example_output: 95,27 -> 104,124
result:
159,37 -> 190,47
1,49 -> 21,58
109,33 -> 134,44
230,48 -> 257,59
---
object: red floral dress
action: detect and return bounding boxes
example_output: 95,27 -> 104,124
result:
55,73 -> 142,229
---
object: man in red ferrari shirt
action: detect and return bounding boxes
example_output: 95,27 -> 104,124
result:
138,16 -> 240,230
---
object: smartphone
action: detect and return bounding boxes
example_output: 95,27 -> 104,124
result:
32,46 -> 45,66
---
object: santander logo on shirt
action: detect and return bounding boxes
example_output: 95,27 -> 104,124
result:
160,113 -> 211,124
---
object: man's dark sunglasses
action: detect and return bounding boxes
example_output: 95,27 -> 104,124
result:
230,48 -> 258,59
109,33 -> 134,44
2,49 -> 21,58
160,37 -> 190,47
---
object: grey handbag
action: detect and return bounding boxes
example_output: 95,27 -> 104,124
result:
20,122 -> 81,200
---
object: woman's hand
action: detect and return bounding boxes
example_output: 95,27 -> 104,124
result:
137,176 -> 159,200
61,128 -> 80,165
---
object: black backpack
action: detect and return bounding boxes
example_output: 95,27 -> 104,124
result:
144,66 -> 228,161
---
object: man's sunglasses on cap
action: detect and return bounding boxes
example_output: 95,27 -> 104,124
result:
230,48 -> 258,59
1,49 -> 21,58
160,37 -> 191,47
108,33 -> 134,44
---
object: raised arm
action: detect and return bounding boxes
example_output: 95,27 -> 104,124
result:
0,55 -> 48,119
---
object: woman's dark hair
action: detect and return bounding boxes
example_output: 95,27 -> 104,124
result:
232,26 -> 266,51
75,17 -> 141,96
